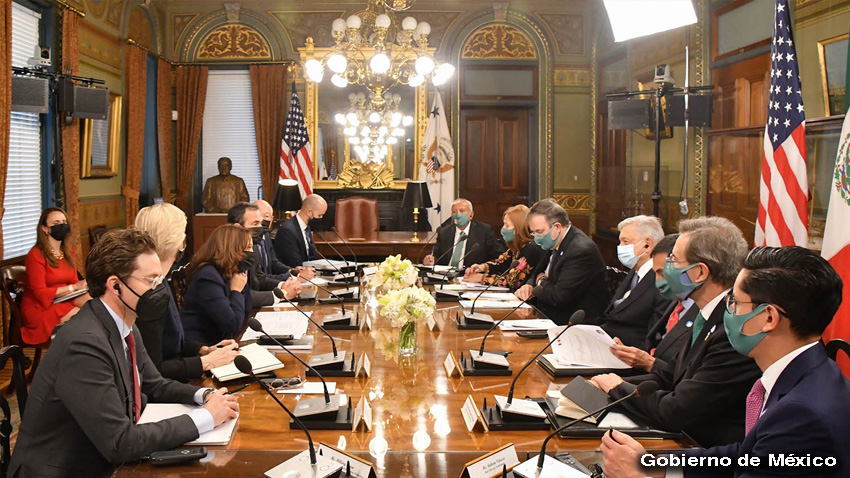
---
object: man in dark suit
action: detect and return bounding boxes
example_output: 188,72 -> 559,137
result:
274,194 -> 326,267
253,199 -> 315,281
229,202 -> 301,307
422,198 -> 505,268
594,215 -> 671,347
9,229 -> 239,478
591,217 -> 761,447
601,246 -> 850,478
515,199 -> 611,323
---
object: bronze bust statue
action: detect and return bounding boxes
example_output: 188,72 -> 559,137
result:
202,157 -> 250,213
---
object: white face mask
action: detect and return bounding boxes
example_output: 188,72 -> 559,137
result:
617,242 -> 647,269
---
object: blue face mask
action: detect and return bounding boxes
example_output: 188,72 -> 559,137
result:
662,261 -> 705,300
454,212 -> 471,228
501,227 -> 514,243
617,244 -> 646,269
534,224 -> 560,251
724,303 -> 770,356
655,278 -> 679,301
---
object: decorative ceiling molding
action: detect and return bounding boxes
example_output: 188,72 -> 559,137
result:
197,24 -> 271,59
535,13 -> 584,56
79,21 -> 122,70
268,10 -> 345,56
405,10 -> 464,53
795,0 -> 850,28
128,7 -> 156,52
171,12 -> 200,56
85,0 -> 108,18
182,9 -> 285,61
554,68 -> 591,87
107,0 -> 125,28
461,23 -> 536,59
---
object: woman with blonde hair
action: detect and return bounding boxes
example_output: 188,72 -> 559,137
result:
464,204 -> 544,290
134,203 -> 238,381
21,207 -> 89,344
180,224 -> 253,345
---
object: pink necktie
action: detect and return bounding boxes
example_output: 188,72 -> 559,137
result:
745,379 -> 766,435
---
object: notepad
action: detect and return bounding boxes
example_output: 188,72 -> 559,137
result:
138,404 -> 238,446
53,288 -> 88,304
210,343 -> 284,382
242,311 -> 309,342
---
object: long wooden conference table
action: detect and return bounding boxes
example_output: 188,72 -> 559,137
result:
117,288 -> 691,477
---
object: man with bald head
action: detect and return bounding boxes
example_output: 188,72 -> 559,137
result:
274,194 -> 327,267
252,200 -> 314,280
423,198 -> 504,268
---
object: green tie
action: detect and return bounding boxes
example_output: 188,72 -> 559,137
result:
691,312 -> 706,345
450,232 -> 467,267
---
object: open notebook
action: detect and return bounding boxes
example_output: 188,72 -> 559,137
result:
138,403 -> 238,446
210,343 -> 284,382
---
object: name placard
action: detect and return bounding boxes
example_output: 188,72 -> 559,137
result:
352,396 -> 373,432
443,352 -> 463,378
459,443 -> 520,478
355,353 -> 372,378
317,443 -> 377,478
461,395 -> 488,433
428,313 -> 441,332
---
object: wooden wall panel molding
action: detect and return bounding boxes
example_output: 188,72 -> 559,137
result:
78,196 -> 125,259
795,0 -> 850,28
554,68 -> 591,87
79,21 -> 122,70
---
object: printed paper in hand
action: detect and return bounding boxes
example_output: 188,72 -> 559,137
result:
242,311 -> 309,341
548,325 -> 630,369
211,343 -> 284,381
138,404 -> 238,445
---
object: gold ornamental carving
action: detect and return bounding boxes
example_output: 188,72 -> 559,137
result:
198,24 -> 271,59
553,193 -> 591,213
554,69 -> 591,87
337,160 -> 395,189
462,24 -> 536,59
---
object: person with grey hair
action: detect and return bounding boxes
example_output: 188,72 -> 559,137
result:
590,216 -> 760,447
591,215 -> 671,348
515,198 -> 611,323
422,198 -> 505,268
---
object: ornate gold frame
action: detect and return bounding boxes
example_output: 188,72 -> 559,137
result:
817,33 -> 848,116
80,93 -> 121,178
298,43 -> 430,190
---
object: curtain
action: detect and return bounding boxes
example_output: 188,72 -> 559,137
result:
0,0 -> 10,262
156,58 -> 172,202
123,44 -> 147,226
60,9 -> 81,262
175,66 -> 208,212
139,55 -> 159,207
249,64 -> 287,203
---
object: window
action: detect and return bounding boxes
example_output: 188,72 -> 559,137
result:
202,70 -> 262,201
3,3 -> 43,260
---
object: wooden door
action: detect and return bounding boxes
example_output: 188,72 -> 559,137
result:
459,106 -> 529,232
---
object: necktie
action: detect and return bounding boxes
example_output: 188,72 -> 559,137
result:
745,379 -> 766,435
305,226 -> 317,261
124,331 -> 141,422
666,302 -> 686,333
613,272 -> 640,307
258,241 -> 268,272
450,232 -> 467,267
690,311 -> 706,345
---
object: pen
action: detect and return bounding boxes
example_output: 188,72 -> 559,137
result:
225,383 -> 250,395
608,427 -> 620,444
216,345 -> 240,351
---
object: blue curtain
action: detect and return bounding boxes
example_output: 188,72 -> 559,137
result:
140,54 -> 160,207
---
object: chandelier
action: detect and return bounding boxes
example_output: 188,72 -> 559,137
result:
303,0 -> 455,111
335,92 -> 413,164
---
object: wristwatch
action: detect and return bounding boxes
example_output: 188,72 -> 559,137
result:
202,388 -> 214,404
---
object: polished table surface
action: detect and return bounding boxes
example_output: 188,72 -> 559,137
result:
314,231 -> 436,262
117,290 -> 690,477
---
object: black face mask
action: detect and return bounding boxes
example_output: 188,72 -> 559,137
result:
261,219 -> 271,231
49,223 -> 71,241
118,278 -> 170,321
250,226 -> 265,244
237,251 -> 256,273
307,214 -> 321,229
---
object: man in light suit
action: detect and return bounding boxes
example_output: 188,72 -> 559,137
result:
594,215 -> 671,347
423,198 -> 505,268
601,246 -> 850,478
515,199 -> 611,324
9,229 -> 239,478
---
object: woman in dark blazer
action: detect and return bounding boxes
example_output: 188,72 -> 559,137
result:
134,204 -> 239,381
464,204 -> 545,290
181,224 -> 253,346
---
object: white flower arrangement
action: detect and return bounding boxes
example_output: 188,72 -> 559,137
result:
378,286 -> 436,328
369,254 -> 419,292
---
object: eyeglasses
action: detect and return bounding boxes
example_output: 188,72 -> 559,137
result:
267,376 -> 302,390
725,295 -> 760,314
530,224 -> 555,238
131,275 -> 165,288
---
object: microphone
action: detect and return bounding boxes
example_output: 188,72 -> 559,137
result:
247,318 -> 331,404
535,381 -> 660,469
470,260 -> 519,315
309,247 -> 357,299
415,228 -> 441,264
273,289 -> 339,358
330,227 -> 359,272
431,234 -> 469,267
477,292 -> 552,357
314,230 -> 353,273
436,243 -> 479,289
235,355 -> 317,465
506,310 -> 585,405
298,276 -> 351,323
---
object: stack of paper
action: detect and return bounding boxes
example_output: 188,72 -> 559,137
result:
460,291 -> 519,301
211,343 -> 284,382
498,319 -> 558,331
457,281 -> 510,291
138,404 -> 238,445
458,299 -> 530,310
242,311 -> 309,342
547,325 -> 630,369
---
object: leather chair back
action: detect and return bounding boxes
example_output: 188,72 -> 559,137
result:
0,266 -> 26,348
334,196 -> 379,238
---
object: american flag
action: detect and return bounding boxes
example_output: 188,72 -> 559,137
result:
281,84 -> 314,198
755,0 -> 808,247
426,154 -> 440,175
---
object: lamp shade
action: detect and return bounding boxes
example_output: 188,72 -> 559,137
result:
402,181 -> 433,209
273,179 -> 303,212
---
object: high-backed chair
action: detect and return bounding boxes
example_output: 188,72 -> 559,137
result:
168,263 -> 190,309
88,224 -> 108,248
0,345 -> 28,478
0,265 -> 47,380
826,339 -> 850,363
334,196 -> 379,238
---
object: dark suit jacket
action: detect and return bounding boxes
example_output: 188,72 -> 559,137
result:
684,344 -> 850,478
609,294 -> 761,447
595,268 -> 672,348
9,299 -> 200,478
248,242 -> 284,307
431,219 -> 505,267
135,286 -> 204,382
647,302 -> 699,375
525,226 -> 611,324
181,265 -> 252,346
259,231 -> 292,279
274,216 -> 316,267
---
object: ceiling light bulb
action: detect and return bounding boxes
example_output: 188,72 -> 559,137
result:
403,116 -> 413,126
331,74 -> 347,88
387,137 -> 398,144
346,14 -> 361,29
369,112 -> 381,123
349,137 -> 360,145
332,18 -> 347,33
375,14 -> 391,29
414,22 -> 431,36
379,126 -> 388,135
408,75 -> 425,87
415,56 -> 435,76
335,113 -> 345,125
361,127 -> 370,137
402,16 -> 417,31
327,54 -> 347,74
370,53 -> 391,74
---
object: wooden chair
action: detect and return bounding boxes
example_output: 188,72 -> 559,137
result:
826,339 -> 850,362
605,265 -> 629,293
0,265 -> 47,381
0,345 -> 28,478
334,196 -> 379,238
168,263 -> 189,309
88,224 -> 108,248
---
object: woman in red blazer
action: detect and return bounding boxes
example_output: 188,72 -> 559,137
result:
21,207 -> 89,344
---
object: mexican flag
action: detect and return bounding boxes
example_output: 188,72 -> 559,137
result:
822,111 -> 850,378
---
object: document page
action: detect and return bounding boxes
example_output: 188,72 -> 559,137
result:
548,325 -> 630,369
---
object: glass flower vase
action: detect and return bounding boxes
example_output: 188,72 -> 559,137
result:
398,321 -> 418,357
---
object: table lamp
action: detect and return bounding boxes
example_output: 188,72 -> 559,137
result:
273,179 -> 302,221
402,181 -> 433,243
